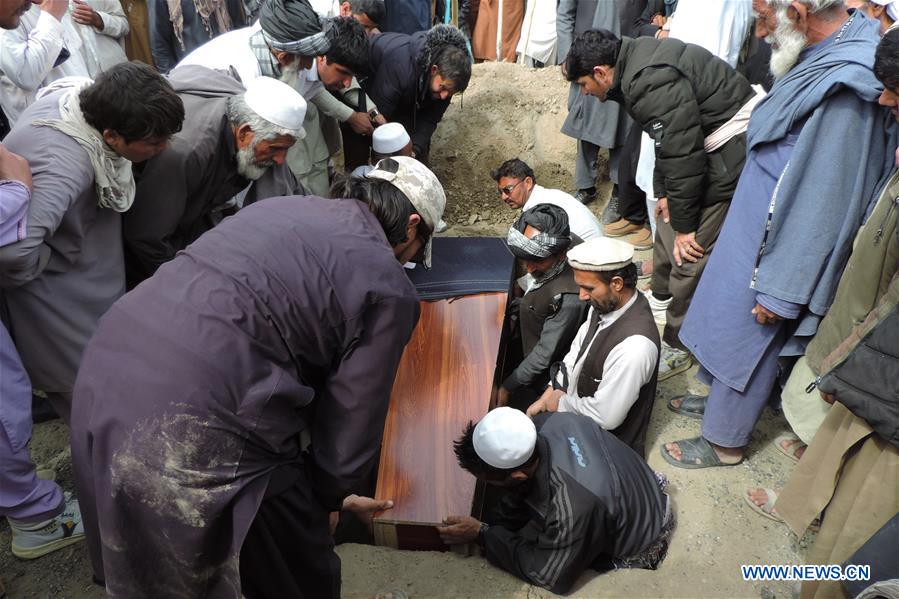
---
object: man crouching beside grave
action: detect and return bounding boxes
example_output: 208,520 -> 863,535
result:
438,408 -> 674,594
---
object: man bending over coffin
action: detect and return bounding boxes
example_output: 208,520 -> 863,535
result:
496,204 -> 587,408
527,237 -> 660,457
70,156 -> 445,598
0,63 -> 185,423
124,68 -> 307,286
439,408 -> 674,594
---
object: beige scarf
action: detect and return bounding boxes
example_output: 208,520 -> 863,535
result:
34,81 -> 136,213
167,0 -> 234,51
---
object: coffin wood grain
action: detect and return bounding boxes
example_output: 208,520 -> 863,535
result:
374,293 -> 507,548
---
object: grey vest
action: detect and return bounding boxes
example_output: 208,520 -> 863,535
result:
519,264 -> 584,356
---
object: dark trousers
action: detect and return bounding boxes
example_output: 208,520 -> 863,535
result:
240,466 -> 340,599
617,121 -> 648,225
652,201 -> 730,350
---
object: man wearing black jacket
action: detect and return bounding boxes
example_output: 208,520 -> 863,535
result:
563,28 -> 755,372
439,409 -> 673,594
346,23 -> 470,168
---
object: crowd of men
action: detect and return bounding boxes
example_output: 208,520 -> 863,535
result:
0,0 -> 897,598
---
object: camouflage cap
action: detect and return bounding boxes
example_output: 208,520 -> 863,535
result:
366,156 -> 446,269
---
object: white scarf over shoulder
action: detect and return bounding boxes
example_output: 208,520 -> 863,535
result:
34,78 -> 136,212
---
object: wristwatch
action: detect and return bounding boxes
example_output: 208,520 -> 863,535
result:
368,108 -> 380,121
476,521 -> 490,546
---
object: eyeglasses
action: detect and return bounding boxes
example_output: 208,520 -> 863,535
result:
498,181 -> 523,196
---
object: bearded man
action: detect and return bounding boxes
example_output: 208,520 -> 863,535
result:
179,0 -> 373,196
526,237 -> 660,457
663,0 -> 896,469
497,204 -> 588,410
124,66 -> 306,286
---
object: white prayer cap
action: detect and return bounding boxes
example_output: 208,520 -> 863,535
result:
567,237 -> 634,272
366,156 -> 446,269
872,0 -> 899,21
372,123 -> 411,155
473,407 -> 537,470
243,76 -> 307,138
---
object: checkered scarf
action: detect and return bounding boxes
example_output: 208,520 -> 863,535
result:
249,29 -> 282,78
506,226 -> 568,261
506,203 -> 571,262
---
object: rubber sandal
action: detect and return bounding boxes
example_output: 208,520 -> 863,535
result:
666,394 -> 707,420
660,436 -> 742,469
773,433 -> 807,463
744,487 -> 821,532
744,487 -> 784,523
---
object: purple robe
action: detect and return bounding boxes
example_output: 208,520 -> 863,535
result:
70,195 -> 420,597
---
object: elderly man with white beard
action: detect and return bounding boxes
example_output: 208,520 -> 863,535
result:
662,0 -> 897,468
179,0 -> 372,196
123,66 -> 306,286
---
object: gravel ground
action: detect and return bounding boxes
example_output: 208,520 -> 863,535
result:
0,62 -> 810,599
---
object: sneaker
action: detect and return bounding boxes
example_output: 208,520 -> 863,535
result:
604,218 -> 644,237
435,219 -> 448,233
9,493 -> 85,559
658,343 -> 693,381
623,227 -> 653,250
643,290 -> 671,326
574,187 -> 597,205
601,192 -> 619,223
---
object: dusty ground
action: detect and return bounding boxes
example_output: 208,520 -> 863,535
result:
0,63 -> 810,598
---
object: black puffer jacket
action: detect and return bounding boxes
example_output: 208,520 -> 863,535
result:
362,25 -> 467,158
818,277 -> 899,450
607,36 -> 754,233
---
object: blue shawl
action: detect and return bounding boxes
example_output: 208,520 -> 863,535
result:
747,11 -> 897,321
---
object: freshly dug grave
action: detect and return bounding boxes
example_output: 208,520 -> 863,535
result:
430,61 -> 609,236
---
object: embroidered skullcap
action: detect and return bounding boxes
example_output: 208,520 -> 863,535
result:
473,407 -> 537,469
243,76 -> 307,137
567,237 -> 634,272
366,156 -> 446,269
372,122 -> 410,155
506,203 -> 571,262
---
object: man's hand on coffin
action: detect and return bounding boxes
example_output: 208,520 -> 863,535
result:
438,516 -> 481,545
339,494 -> 394,532
526,388 -> 563,417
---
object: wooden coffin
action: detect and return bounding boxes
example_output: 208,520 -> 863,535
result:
373,291 -> 512,551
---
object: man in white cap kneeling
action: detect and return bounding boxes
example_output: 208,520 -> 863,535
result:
350,122 -> 413,178
526,237 -> 660,457
124,66 -> 308,286
439,407 -> 674,594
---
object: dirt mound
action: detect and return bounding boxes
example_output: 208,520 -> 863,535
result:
430,61 -> 606,237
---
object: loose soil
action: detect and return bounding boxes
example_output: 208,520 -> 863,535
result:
0,62 -> 807,598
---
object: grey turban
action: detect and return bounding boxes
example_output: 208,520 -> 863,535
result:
260,0 -> 331,55
506,204 -> 571,261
